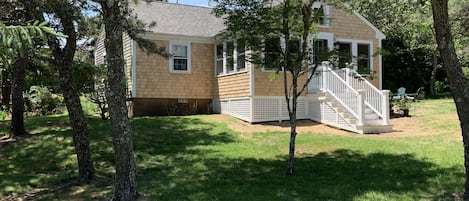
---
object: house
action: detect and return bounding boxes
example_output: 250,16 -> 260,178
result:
94,1 -> 392,134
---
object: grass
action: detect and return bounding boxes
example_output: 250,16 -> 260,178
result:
0,98 -> 465,200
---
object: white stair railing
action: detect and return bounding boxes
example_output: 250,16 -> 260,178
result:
335,68 -> 390,125
320,66 -> 365,126
308,63 -> 391,126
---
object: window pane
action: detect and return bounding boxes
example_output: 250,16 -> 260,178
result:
313,6 -> 326,25
357,44 -> 370,73
288,38 -> 300,54
265,37 -> 281,71
238,54 -> 245,71
216,44 -> 223,59
174,58 -> 187,71
237,41 -> 246,71
338,42 -> 351,68
216,44 -> 224,75
173,45 -> 187,57
226,42 -> 234,72
313,39 -> 329,64
217,59 -> 224,75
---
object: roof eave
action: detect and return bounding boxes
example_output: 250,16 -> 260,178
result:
140,32 -> 217,44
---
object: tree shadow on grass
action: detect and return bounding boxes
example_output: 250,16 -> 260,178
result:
138,149 -> 464,201
2,115 -> 465,201
1,115 -> 236,199
0,115 -> 79,198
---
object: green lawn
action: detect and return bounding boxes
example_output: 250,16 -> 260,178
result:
0,98 -> 464,200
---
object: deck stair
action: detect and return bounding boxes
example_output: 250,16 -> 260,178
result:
306,64 -> 393,134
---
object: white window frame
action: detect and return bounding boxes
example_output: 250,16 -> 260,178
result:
215,41 -> 247,76
335,38 -> 373,73
236,42 -> 246,72
309,32 -> 334,65
357,43 -> 371,73
216,43 -> 224,75
169,41 -> 191,74
312,2 -> 330,27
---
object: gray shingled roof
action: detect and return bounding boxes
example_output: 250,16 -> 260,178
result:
131,2 -> 225,38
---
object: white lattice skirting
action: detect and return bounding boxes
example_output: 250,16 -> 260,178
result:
213,96 -> 307,123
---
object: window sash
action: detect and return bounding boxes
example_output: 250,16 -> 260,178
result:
216,44 -> 224,75
357,44 -> 370,73
264,37 -> 281,71
313,39 -> 329,64
226,42 -> 234,73
338,42 -> 352,68
170,41 -> 190,73
173,58 -> 188,71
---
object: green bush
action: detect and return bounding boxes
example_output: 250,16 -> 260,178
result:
463,67 -> 469,77
0,110 -> 6,120
24,86 -> 63,116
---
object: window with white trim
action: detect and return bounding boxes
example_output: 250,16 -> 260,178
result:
216,41 -> 247,75
263,37 -> 282,71
357,43 -> 371,73
237,40 -> 246,71
335,40 -> 373,73
337,42 -> 352,68
312,2 -> 330,27
216,43 -> 224,75
170,41 -> 191,73
312,39 -> 329,64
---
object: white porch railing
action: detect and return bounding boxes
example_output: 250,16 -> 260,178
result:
336,68 -> 390,125
308,64 -> 390,126
321,66 -> 364,126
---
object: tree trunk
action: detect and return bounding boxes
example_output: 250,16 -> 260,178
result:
429,49 -> 438,95
45,0 -> 95,183
59,66 -> 95,183
10,57 -> 27,138
286,92 -> 297,175
1,69 -> 11,110
100,1 -> 138,200
431,0 -> 469,198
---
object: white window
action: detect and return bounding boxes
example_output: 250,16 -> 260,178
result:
263,37 -> 282,72
226,42 -> 234,73
335,39 -> 373,73
357,44 -> 371,73
216,44 -> 224,75
170,41 -> 191,73
312,2 -> 330,27
216,41 -> 247,75
263,36 -> 306,72
337,42 -> 352,68
312,39 -> 329,64
237,41 -> 246,71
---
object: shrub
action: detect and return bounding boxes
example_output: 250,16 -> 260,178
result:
0,110 -> 6,120
24,86 -> 63,116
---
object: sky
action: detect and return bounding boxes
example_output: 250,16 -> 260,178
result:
167,0 -> 211,7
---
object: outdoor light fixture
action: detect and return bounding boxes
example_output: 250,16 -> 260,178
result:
333,41 -> 340,50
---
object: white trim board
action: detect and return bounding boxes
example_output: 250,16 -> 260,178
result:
141,32 -> 215,44
131,40 -> 137,98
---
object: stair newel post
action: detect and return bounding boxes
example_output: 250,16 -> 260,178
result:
322,66 -> 328,92
382,90 -> 390,125
345,68 -> 350,86
357,89 -> 366,126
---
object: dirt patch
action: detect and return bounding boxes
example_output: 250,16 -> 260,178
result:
206,114 -> 435,137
